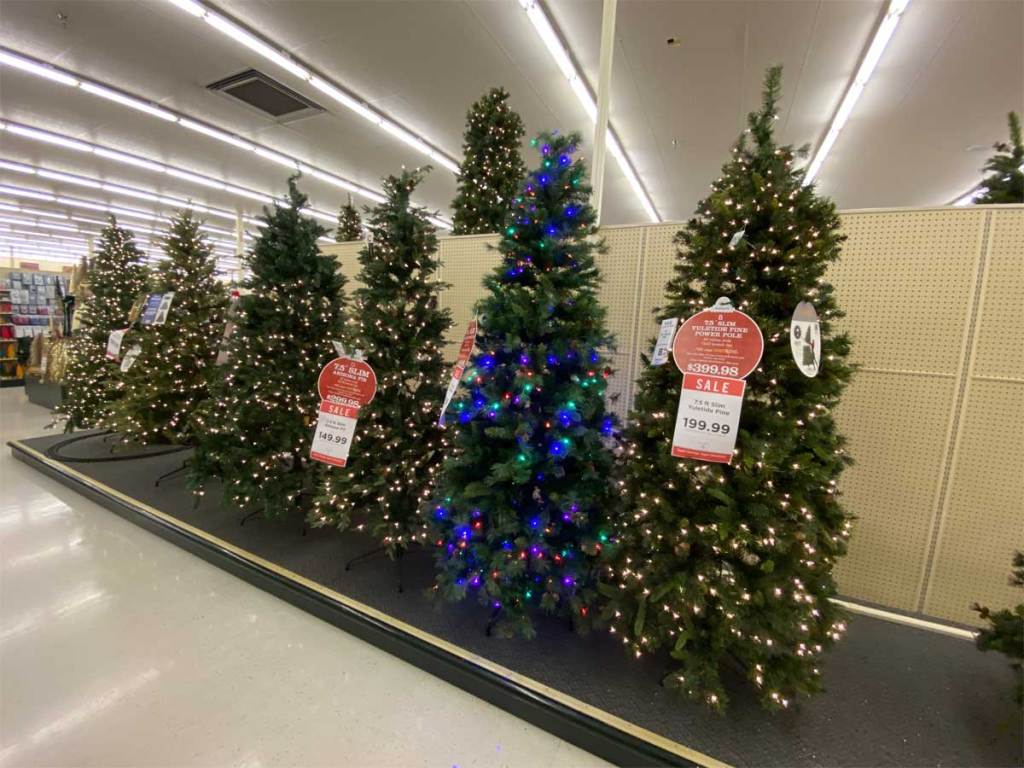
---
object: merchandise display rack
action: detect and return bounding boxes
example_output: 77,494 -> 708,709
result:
0,285 -> 18,387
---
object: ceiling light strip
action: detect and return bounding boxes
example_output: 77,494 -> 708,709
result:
163,0 -> 460,174
516,0 -> 660,223
802,0 -> 910,185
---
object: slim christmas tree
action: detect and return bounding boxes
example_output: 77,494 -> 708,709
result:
336,195 -> 363,241
430,132 -> 617,638
600,67 -> 854,711
189,178 -> 347,518
105,211 -> 228,444
972,552 -> 1024,704
59,217 -> 147,430
975,112 -> 1024,204
311,168 -> 451,554
452,87 -> 526,235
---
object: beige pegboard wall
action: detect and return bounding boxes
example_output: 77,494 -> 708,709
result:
437,234 -> 500,358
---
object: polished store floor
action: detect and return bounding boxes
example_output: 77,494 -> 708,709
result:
0,388 -> 607,767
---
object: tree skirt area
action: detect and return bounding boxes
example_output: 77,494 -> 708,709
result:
11,431 -> 1022,768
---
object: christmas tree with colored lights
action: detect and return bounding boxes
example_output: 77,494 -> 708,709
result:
972,552 -> 1024,704
975,112 -> 1024,204
311,168 -> 451,554
452,87 -> 526,235
59,217 -> 147,430
189,177 -> 347,518
599,66 -> 854,711
336,195 -> 363,241
430,131 -> 617,638
104,211 -> 228,444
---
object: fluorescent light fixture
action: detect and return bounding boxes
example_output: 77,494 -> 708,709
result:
79,82 -> 177,121
0,185 -> 55,202
253,146 -> 299,170
308,76 -> 381,125
166,0 -> 205,17
203,13 -> 309,81
6,124 -> 93,153
92,147 -> 167,173
0,160 -> 35,174
178,118 -> 254,151
803,0 -> 910,185
38,169 -> 103,188
165,167 -> 226,190
380,120 -> 434,157
517,0 -> 660,222
0,50 -> 79,87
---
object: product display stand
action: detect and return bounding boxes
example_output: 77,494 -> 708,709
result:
8,432 -> 1022,768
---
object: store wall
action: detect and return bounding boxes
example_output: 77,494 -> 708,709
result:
323,204 -> 1024,627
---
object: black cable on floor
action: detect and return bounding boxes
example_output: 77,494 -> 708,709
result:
44,431 -> 190,463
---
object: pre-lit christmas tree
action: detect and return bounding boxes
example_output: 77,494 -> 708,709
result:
451,87 -> 526,235
59,217 -> 147,430
104,211 -> 228,444
311,168 -> 451,554
600,67 -> 854,711
189,177 -> 347,518
975,112 -> 1024,204
430,132 -> 617,638
336,195 -> 363,241
972,552 -> 1024,704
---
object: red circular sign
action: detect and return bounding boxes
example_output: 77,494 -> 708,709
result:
672,308 -> 764,379
317,357 -> 378,407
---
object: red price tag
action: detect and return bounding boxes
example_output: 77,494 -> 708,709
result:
317,357 -> 378,408
673,307 -> 763,380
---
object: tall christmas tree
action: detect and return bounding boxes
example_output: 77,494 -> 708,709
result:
59,217 -> 147,430
451,87 -> 526,235
104,211 -> 228,444
336,195 -> 363,241
311,168 -> 451,554
430,132 -> 617,638
600,67 -> 854,711
972,552 -> 1024,704
975,112 -> 1024,204
189,177 -> 347,518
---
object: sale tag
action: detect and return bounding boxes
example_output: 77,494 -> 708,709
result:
310,401 -> 359,467
790,301 -> 821,377
439,319 -> 478,425
671,373 -> 745,464
673,300 -> 763,380
650,317 -> 678,366
105,328 -> 128,361
317,356 -> 377,408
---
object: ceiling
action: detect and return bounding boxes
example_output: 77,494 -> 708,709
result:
0,0 -> 1021,261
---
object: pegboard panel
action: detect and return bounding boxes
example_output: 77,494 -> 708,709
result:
594,226 -> 644,353
637,223 -> 683,345
833,370 -> 958,611
437,234 -> 500,359
830,210 -> 987,374
603,351 -> 632,422
971,209 -> 1024,381
923,378 -> 1024,625
321,241 -> 366,292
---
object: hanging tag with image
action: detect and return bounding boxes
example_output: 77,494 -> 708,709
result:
790,301 -> 821,377
120,344 -> 142,372
105,328 -> 128,361
650,317 -> 678,366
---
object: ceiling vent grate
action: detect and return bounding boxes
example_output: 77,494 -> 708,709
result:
207,69 -> 323,121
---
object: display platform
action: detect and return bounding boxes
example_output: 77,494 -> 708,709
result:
10,432 -> 1022,768
23,374 -> 62,409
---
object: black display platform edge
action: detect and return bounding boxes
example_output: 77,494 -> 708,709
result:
10,439 -> 725,768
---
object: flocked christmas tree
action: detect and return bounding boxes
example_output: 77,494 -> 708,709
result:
336,195 -> 363,241
104,210 -> 228,444
972,552 -> 1024,705
451,87 -> 526,235
975,112 -> 1024,204
599,67 -> 854,711
311,168 -> 452,554
430,132 -> 617,638
189,177 -> 347,518
59,217 -> 147,430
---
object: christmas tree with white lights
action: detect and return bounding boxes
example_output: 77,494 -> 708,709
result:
452,87 -> 526,235
105,211 -> 228,444
59,217 -> 147,430
336,195 -> 363,241
600,67 -> 854,711
189,177 -> 347,518
311,168 -> 451,554
975,112 -> 1024,204
429,131 -> 617,638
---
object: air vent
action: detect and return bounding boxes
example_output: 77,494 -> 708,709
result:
207,69 -> 323,122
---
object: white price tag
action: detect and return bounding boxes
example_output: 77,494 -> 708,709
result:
120,344 -> 142,372
105,328 -> 127,361
790,301 -> 821,377
310,401 -> 359,467
728,229 -> 746,249
650,317 -> 678,366
671,374 -> 745,464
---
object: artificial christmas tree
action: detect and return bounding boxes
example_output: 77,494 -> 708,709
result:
972,552 -> 1024,705
189,177 -> 347,518
311,168 -> 451,554
452,87 -> 526,235
336,195 -> 363,241
104,211 -> 228,444
59,217 -> 147,430
430,131 -> 617,638
975,112 -> 1024,204
600,66 -> 854,711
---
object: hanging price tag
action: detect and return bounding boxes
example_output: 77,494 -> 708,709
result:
120,344 -> 142,372
310,402 -> 359,467
671,374 -> 745,464
672,299 -> 763,379
310,356 -> 377,467
439,319 -> 478,425
790,301 -> 821,377
650,317 -> 678,366
105,328 -> 128,361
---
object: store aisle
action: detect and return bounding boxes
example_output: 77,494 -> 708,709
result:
0,388 -> 608,768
